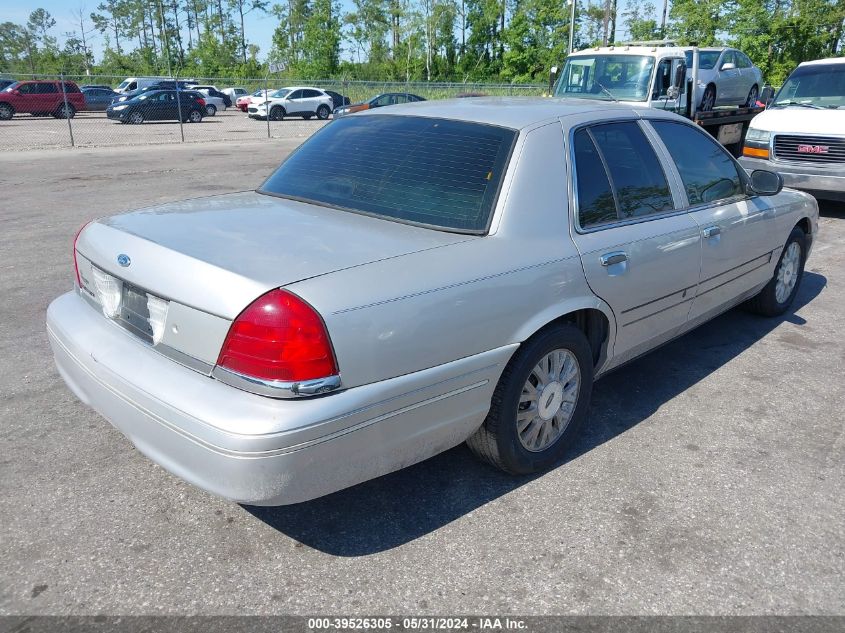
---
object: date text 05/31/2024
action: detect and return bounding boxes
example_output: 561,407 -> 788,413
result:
307,617 -> 528,630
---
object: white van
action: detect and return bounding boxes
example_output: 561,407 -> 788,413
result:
114,77 -> 166,94
740,58 -> 845,202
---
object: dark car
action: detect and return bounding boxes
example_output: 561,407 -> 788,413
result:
82,87 -> 120,111
0,80 -> 86,119
333,92 -> 425,117
106,89 -> 206,124
323,90 -> 350,109
80,84 -> 113,91
0,79 -> 17,91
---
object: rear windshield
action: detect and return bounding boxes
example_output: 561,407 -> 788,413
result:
259,115 -> 517,233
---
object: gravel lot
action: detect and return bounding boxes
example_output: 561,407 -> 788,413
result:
0,140 -> 843,615
1,109 -> 327,150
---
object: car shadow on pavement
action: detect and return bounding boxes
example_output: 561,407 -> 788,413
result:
244,271 -> 826,557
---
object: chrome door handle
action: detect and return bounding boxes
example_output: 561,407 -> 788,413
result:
600,251 -> 628,266
703,226 -> 721,238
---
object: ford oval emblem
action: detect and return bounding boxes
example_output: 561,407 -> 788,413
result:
117,254 -> 131,267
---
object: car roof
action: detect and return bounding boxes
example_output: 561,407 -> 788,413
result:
355,96 -> 669,130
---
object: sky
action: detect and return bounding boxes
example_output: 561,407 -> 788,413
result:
4,0 -> 638,65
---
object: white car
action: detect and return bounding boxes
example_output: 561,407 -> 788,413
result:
739,57 -> 845,202
222,87 -> 248,103
248,86 -> 334,121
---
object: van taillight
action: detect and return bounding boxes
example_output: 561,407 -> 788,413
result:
216,289 -> 338,383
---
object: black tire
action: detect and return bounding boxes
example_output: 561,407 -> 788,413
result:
188,109 -> 203,123
746,226 -> 807,317
205,104 -> 217,116
269,106 -> 285,121
128,111 -> 144,124
745,84 -> 759,107
303,114 -> 312,120
316,104 -> 330,120
55,103 -> 76,119
700,84 -> 716,111
466,323 -> 594,475
0,103 -> 14,120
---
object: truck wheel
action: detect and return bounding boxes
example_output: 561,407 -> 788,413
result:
466,323 -> 593,475
700,85 -> 716,111
0,103 -> 13,120
746,227 -> 806,317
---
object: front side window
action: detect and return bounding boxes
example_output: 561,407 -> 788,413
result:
260,115 -> 516,233
651,121 -> 744,205
16,83 -> 36,94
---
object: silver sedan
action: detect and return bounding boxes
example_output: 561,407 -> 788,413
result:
48,98 -> 818,505
687,47 -> 765,110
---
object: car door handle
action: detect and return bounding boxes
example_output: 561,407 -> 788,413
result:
600,251 -> 628,266
702,226 -> 721,238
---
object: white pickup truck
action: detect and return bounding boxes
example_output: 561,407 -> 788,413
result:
739,58 -> 845,203
552,44 -> 764,157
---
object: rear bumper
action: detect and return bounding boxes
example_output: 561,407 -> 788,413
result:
47,290 -> 508,505
740,156 -> 845,202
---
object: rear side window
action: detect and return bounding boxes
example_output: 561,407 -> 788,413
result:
573,121 -> 674,228
651,121 -> 744,205
35,83 -> 58,94
260,115 -> 516,233
61,82 -> 80,93
573,130 -> 617,227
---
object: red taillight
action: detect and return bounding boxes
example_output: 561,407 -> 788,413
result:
217,289 -> 338,383
196,97 -> 206,106
73,220 -> 92,286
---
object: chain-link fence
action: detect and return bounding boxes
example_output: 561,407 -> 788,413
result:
0,72 -> 546,151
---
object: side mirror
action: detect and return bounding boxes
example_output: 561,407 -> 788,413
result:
548,66 -> 559,96
12,89 -> 20,95
720,62 -> 737,71
673,63 -> 686,92
760,86 -> 775,105
748,169 -> 783,196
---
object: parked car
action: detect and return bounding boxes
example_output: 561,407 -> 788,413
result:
0,80 -> 86,119
323,89 -> 350,109
106,89 -> 205,124
222,87 -> 248,103
194,90 -> 226,116
81,87 -> 120,111
740,57 -> 845,202
248,87 -> 334,120
333,92 -> 426,117
0,79 -> 16,91
192,85 -> 232,108
684,47 -> 764,110
80,84 -> 113,91
50,98 -> 818,506
237,89 -> 273,113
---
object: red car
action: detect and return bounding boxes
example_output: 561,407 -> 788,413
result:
236,95 -> 251,112
0,80 -> 87,120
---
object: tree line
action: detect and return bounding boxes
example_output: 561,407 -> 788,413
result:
0,0 -> 843,85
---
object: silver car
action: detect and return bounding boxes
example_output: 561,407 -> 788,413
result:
48,98 -> 818,505
686,47 -> 764,110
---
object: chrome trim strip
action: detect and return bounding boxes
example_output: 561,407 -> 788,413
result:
212,366 -> 343,399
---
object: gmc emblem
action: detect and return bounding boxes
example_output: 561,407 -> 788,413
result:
797,144 -> 829,154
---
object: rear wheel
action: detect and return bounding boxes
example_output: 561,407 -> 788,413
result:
269,106 -> 285,121
205,104 -> 217,116
188,109 -> 203,123
55,103 -> 76,119
316,104 -> 330,120
745,84 -> 759,107
747,227 -> 806,316
128,111 -> 144,124
700,84 -> 716,111
467,324 -> 594,475
0,103 -> 13,120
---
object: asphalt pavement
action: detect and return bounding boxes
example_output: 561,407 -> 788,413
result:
0,140 -> 843,615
